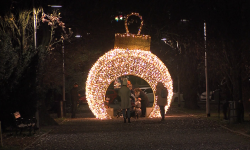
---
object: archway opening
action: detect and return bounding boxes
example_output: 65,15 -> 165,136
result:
104,75 -> 155,117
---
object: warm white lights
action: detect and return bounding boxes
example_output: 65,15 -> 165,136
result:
86,49 -> 173,119
125,12 -> 143,35
75,35 -> 82,38
86,12 -> 172,119
48,5 -> 62,8
114,13 -> 151,51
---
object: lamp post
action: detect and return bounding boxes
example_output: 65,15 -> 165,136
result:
46,5 -> 73,118
33,0 -> 40,128
204,21 -> 210,117
176,41 -> 181,107
48,4 -> 65,118
33,3 -> 37,49
48,5 -> 62,8
61,31 -> 74,118
61,39 -> 65,117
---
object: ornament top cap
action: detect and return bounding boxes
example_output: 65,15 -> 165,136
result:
125,12 -> 143,35
114,12 -> 151,51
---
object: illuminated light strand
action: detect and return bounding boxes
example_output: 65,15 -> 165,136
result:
86,49 -> 173,119
115,33 -> 151,39
125,12 -> 143,35
115,13 -> 151,51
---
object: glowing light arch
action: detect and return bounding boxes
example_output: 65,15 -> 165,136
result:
86,48 -> 173,119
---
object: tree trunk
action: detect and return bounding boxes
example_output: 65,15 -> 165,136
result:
181,56 -> 199,109
231,66 -> 243,122
22,26 -> 26,53
38,99 -> 59,126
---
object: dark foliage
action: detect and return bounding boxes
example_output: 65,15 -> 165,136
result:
0,53 -> 38,130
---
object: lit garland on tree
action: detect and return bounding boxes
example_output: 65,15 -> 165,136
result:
85,13 -> 173,119
41,11 -> 73,51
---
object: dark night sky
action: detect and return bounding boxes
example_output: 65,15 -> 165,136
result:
1,0 -> 250,51
49,0 -> 208,49
0,0 -> 223,36
1,0 -> 250,92
37,0 -> 207,32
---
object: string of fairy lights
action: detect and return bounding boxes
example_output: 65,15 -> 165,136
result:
125,12 -> 143,35
85,12 -> 173,119
114,33 -> 150,39
86,49 -> 173,119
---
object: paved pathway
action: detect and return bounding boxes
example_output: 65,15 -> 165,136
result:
25,106 -> 250,150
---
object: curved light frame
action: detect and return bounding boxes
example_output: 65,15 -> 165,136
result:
86,49 -> 173,119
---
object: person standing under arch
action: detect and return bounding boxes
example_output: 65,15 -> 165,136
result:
119,78 -> 131,123
134,88 -> 149,117
156,82 -> 168,121
127,80 -> 135,104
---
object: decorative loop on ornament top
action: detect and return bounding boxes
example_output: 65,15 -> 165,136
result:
125,12 -> 143,35
114,12 -> 150,51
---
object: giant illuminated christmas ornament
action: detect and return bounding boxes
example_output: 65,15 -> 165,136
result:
86,13 -> 173,119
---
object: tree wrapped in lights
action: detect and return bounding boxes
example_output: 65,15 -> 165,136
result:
86,13 -> 173,119
40,10 -> 73,51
